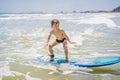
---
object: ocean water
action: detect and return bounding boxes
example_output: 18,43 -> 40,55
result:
0,13 -> 120,80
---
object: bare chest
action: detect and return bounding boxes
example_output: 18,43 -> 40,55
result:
52,31 -> 64,39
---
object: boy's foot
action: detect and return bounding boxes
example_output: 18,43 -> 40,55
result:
49,54 -> 54,61
49,58 -> 54,61
66,60 -> 69,63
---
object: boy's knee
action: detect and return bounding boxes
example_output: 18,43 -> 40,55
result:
63,45 -> 67,49
49,45 -> 52,49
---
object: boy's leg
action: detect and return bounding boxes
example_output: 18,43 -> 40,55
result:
49,41 -> 58,61
63,40 -> 69,62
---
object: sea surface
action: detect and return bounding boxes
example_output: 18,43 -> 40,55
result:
0,13 -> 120,80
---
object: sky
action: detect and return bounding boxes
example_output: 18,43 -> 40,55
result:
0,0 -> 120,13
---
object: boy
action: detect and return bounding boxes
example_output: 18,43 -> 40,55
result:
44,19 -> 75,62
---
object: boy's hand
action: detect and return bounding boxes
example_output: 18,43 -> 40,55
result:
44,43 -> 48,48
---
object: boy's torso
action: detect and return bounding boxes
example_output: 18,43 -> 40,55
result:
51,29 -> 65,40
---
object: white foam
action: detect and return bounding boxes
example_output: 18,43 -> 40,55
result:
11,71 -> 41,80
0,14 -> 27,20
27,61 -> 57,71
58,63 -> 93,75
66,14 -> 118,29
42,14 -> 53,17
0,65 -> 41,80
72,34 -> 84,46
25,72 -> 41,80
6,57 -> 15,63
99,74 -> 115,80
88,52 -> 120,58
62,71 -> 73,75
83,28 -> 94,35
48,70 -> 59,74
0,13 -> 54,20
0,65 -> 14,77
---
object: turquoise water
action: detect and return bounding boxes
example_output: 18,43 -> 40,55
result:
0,13 -> 120,80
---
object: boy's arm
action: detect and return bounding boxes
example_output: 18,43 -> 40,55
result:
62,30 -> 75,44
44,31 -> 52,47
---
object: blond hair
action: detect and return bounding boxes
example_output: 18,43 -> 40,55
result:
51,19 -> 59,27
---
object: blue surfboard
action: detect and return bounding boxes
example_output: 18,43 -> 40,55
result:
33,56 -> 120,67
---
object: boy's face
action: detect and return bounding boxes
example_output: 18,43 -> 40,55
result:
52,20 -> 59,31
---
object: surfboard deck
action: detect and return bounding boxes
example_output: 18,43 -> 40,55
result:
33,56 -> 120,67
